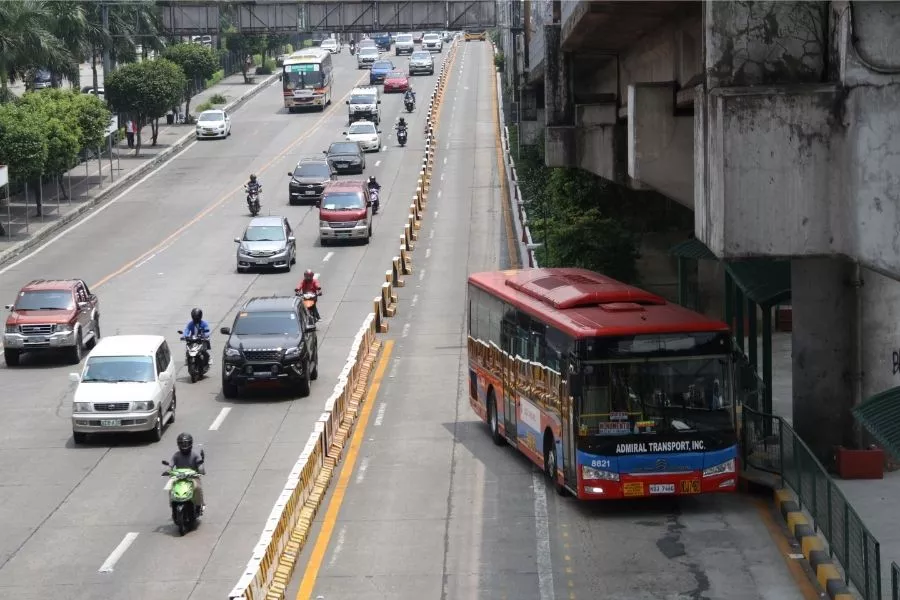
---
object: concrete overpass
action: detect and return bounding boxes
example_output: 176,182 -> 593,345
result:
158,0 -> 498,35
510,0 -> 900,465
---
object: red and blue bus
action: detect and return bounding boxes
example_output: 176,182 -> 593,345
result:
467,268 -> 738,500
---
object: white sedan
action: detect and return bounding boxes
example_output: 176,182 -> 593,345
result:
321,38 -> 340,53
195,109 -> 231,139
342,120 -> 382,152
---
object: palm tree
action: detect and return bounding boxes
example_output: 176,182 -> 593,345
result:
48,1 -> 106,89
0,0 -> 72,92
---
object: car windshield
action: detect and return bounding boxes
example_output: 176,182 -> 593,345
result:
329,142 -> 359,154
294,163 -> 330,178
322,191 -> 364,210
243,225 -> 285,242
322,39 -> 336,46
349,94 -> 375,104
232,311 -> 300,336
387,71 -> 406,79
348,122 -> 376,135
411,52 -> 431,60
198,112 -> 223,122
396,34 -> 413,42
372,61 -> 393,70
14,290 -> 75,310
424,34 -> 439,40
360,48 -> 378,56
82,356 -> 155,383
577,356 -> 733,437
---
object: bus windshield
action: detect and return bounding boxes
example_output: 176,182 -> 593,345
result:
284,64 -> 324,90
577,355 -> 732,439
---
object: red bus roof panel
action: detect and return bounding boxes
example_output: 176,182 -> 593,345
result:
469,268 -> 729,339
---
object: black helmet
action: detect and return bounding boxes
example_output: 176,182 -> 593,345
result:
368,176 -> 376,183
191,308 -> 203,323
304,269 -> 315,281
177,432 -> 193,453
398,117 -> 406,124
249,173 -> 257,182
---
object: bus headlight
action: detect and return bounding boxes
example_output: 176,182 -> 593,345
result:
581,465 -> 619,481
702,458 -> 735,478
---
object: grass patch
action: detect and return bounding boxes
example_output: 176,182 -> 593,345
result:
209,93 -> 227,104
507,123 -> 519,162
194,100 -> 213,113
204,69 -> 224,89
302,39 -> 314,47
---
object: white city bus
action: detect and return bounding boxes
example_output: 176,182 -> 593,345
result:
282,48 -> 334,112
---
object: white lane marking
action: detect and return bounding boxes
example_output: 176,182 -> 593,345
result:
429,229 -> 434,239
788,553 -> 805,559
322,251 -> 334,262
445,142 -> 450,150
437,190 -> 442,199
355,456 -> 371,484
375,160 -> 382,166
434,211 -> 439,219
402,322 -> 410,337
411,294 -> 418,307
440,173 -> 445,181
374,402 -> 387,426
208,407 -> 232,431
98,532 -> 139,573
425,248 -> 431,259
387,357 -> 400,379
443,156 -> 447,165
419,269 -> 425,281
0,142 -> 197,276
328,525 -> 347,567
381,145 -> 387,151
532,472 -> 556,600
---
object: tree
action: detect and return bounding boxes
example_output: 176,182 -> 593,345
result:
70,92 -> 111,150
0,0 -> 72,92
225,30 -> 267,83
0,104 -> 48,215
105,58 -> 185,155
163,43 -> 218,121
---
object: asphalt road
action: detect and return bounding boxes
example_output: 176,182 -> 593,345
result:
286,42 -> 814,600
0,47 -> 447,600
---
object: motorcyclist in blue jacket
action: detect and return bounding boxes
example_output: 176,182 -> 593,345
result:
183,307 -> 212,365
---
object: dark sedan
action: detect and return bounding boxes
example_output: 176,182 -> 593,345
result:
287,158 -> 336,205
323,141 -> 366,175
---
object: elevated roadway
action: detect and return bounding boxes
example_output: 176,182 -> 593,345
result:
0,48 -> 447,600
285,40 -> 819,600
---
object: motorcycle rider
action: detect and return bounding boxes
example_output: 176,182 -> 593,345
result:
183,307 -> 212,366
245,173 -> 262,204
295,270 -> 322,321
396,117 -> 408,134
367,175 -> 382,213
349,39 -> 356,54
404,88 -> 416,107
170,432 -> 205,514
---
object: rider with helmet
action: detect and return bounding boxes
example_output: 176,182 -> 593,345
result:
245,173 -> 262,202
367,176 -> 381,213
183,308 -> 212,365
404,87 -> 416,106
171,432 -> 206,513
295,270 -> 322,321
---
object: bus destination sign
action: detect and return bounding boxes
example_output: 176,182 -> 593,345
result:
615,440 -> 706,454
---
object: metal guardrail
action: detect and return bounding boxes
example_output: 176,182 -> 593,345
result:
892,561 -> 900,600
742,405 -> 882,600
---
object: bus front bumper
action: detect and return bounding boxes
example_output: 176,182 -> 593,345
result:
577,466 -> 737,500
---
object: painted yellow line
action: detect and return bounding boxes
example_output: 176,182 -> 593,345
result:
91,72 -> 368,290
753,498 -> 821,600
490,46 -> 521,270
295,339 -> 395,600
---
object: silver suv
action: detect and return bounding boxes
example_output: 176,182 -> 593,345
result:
408,51 -> 435,76
394,33 -> 414,55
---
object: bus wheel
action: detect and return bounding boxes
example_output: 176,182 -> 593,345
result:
544,434 -> 567,496
488,391 -> 504,446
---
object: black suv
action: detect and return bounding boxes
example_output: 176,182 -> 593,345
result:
219,296 -> 319,398
323,141 -> 366,174
288,157 -> 336,205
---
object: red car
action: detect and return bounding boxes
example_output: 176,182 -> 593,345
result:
383,70 -> 410,93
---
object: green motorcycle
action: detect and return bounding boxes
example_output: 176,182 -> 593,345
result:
161,455 -> 203,535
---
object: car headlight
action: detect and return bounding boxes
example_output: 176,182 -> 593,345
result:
320,221 -> 329,228
274,246 -> 288,256
581,465 -> 619,481
238,245 -> 251,256
133,400 -> 155,411
351,158 -> 361,164
702,458 -> 735,478
284,347 -> 301,359
73,402 -> 93,412
5,325 -> 17,334
56,323 -> 73,332
224,347 -> 241,359
358,217 -> 368,226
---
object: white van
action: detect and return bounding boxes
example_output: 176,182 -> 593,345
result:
70,335 -> 176,444
346,85 -> 381,125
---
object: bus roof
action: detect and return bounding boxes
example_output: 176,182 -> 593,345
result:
284,48 -> 330,64
468,268 -> 729,339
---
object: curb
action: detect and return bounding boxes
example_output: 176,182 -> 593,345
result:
0,72 -> 280,268
774,487 -> 855,600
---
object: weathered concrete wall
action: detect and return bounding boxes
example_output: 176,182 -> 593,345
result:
859,268 -> 900,410
705,1 -> 828,88
574,103 -> 618,180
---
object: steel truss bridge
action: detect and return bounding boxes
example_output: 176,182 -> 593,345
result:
159,1 -> 498,35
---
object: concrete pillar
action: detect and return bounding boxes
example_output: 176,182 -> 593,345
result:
543,23 -> 575,167
859,268 -> 900,447
792,257 -> 856,463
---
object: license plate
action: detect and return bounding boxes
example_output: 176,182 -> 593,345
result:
623,482 -> 644,497
100,419 -> 121,427
305,190 -> 316,195
680,480 -> 701,494
649,483 -> 675,495
26,337 -> 46,343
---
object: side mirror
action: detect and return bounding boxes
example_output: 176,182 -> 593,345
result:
377,100 -> 382,104
159,372 -> 172,383
177,330 -> 184,335
322,150 -> 328,154
376,129 -> 382,133
233,237 -> 241,243
68,372 -> 80,383
77,302 -> 89,309
287,171 -> 293,176
345,100 -> 350,105
4,304 -> 11,310
342,131 -> 347,136
161,460 -> 170,466
287,236 -> 296,243
220,327 -> 231,335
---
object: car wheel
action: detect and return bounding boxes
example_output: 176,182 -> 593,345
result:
295,360 -> 311,397
310,348 -> 319,381
148,410 -> 163,442
170,389 -> 177,423
4,348 -> 21,366
73,431 -> 88,445
67,330 -> 83,364
222,377 -> 239,399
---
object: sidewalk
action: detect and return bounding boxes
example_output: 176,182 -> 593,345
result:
765,331 -> 900,596
0,71 -> 279,264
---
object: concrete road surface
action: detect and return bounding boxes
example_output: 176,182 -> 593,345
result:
0,49 -> 445,600
285,42 -> 818,600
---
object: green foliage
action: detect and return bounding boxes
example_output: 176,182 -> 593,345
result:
106,59 -> 185,125
209,93 -> 227,105
283,43 -> 294,54
70,92 -> 113,150
163,43 -> 218,87
41,117 -> 80,176
302,39 -> 314,48
204,69 -> 224,88
18,88 -> 111,152
493,52 -> 505,72
194,100 -> 213,113
0,105 -> 48,182
255,59 -> 275,75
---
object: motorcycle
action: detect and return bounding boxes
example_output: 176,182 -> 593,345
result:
178,330 -> 209,383
296,290 -> 321,320
244,185 -> 261,216
397,127 -> 408,147
161,451 -> 203,536
349,43 -> 356,56
404,98 -> 415,112
368,186 -> 380,214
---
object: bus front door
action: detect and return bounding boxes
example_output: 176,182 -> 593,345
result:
504,389 -> 517,442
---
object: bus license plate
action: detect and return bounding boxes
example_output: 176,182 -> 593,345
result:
100,419 -> 121,427
623,482 -> 644,497
649,483 -> 675,495
680,480 -> 701,494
